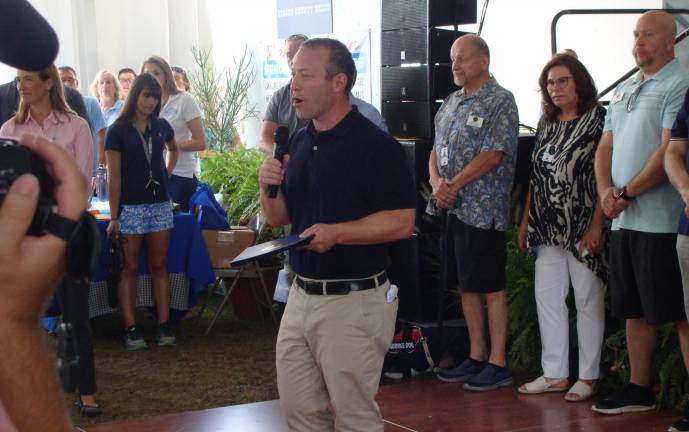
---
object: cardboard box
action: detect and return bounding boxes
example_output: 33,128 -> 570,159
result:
202,228 -> 256,268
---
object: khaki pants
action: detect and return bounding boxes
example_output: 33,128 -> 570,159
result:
276,279 -> 397,432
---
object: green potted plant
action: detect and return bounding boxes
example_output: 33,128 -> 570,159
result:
189,46 -> 257,152
190,46 -> 281,319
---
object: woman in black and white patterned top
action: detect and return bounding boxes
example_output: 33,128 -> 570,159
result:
517,54 -> 607,402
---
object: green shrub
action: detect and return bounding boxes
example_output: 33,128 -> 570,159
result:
199,148 -> 265,225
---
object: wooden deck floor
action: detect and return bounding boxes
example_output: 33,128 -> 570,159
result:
83,377 -> 680,431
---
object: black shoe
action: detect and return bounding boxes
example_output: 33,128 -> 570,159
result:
669,403 -> 689,432
76,397 -> 102,417
124,325 -> 147,351
155,322 -> 176,347
591,383 -> 656,415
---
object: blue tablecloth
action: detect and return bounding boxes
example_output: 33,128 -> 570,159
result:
45,212 -> 214,325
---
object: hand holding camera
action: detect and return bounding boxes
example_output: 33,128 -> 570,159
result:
0,133 -> 88,322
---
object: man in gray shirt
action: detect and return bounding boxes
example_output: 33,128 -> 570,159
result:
259,34 -> 386,154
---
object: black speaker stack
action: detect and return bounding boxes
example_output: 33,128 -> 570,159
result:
382,0 -> 477,323
381,0 -> 476,139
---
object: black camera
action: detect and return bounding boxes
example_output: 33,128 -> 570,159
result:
0,137 -> 100,280
0,137 -> 57,235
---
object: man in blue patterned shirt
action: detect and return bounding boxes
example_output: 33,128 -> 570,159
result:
430,34 -> 519,391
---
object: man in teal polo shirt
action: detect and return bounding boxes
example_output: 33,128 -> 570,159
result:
593,11 -> 689,420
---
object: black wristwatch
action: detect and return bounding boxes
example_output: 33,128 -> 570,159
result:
31,204 -> 100,280
615,185 -> 635,201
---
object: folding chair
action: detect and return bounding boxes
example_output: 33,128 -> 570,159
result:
201,220 -> 278,335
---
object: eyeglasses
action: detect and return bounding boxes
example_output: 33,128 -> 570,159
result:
626,83 -> 645,112
546,76 -> 573,89
171,66 -> 185,74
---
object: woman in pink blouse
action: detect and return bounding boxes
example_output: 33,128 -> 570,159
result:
0,64 -> 100,416
0,64 -> 92,179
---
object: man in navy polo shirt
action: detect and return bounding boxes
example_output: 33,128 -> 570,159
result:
664,87 -> 689,431
259,38 -> 415,432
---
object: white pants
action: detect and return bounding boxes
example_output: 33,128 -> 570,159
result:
534,246 -> 605,380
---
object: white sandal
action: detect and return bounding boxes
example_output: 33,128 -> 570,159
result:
518,376 -> 569,394
564,380 -> 598,402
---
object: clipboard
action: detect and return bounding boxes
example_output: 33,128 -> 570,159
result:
230,234 -> 315,266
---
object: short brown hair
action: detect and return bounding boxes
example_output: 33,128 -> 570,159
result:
539,54 -> 598,123
301,38 -> 356,94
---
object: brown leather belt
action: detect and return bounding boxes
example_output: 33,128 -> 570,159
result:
295,272 -> 388,295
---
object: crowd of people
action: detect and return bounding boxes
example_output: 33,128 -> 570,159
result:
0,47 -> 205,418
425,10 -> 689,432
255,9 -> 689,432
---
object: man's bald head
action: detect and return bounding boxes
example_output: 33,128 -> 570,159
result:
641,10 -> 676,37
450,35 -> 491,91
453,34 -> 490,65
633,10 -> 676,72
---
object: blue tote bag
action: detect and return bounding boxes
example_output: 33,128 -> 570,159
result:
188,183 -> 231,230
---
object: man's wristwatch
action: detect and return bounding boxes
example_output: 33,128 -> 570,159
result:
615,185 -> 635,201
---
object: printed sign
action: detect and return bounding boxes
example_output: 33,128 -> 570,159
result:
277,0 -> 333,39
260,31 -> 372,105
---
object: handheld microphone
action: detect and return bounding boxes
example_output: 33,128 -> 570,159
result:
0,0 -> 59,71
268,126 -> 289,198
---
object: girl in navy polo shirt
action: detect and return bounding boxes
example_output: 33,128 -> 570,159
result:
105,73 -> 179,350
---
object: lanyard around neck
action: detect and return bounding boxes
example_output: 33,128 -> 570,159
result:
135,120 -> 153,167
135,120 -> 160,195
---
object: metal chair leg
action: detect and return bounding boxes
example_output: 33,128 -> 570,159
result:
204,266 -> 246,335
195,277 -> 221,328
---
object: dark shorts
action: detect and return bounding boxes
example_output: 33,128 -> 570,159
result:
609,229 -> 685,325
168,174 -> 199,212
449,216 -> 506,294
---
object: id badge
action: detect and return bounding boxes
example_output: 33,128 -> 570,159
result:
466,115 -> 484,128
440,147 -> 449,167
611,92 -> 624,104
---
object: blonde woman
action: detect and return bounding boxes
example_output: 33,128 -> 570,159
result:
90,69 -> 123,126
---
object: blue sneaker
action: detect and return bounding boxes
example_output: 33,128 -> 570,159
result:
437,358 -> 485,383
463,363 -> 513,391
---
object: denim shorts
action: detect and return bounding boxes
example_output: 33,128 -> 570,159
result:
119,201 -> 174,235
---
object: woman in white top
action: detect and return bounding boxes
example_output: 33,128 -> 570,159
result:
141,56 -> 205,212
90,69 -> 124,127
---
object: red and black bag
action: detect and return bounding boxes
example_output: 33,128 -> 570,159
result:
383,322 -> 436,379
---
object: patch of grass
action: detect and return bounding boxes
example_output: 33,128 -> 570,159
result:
52,297 -> 280,426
